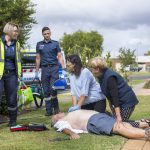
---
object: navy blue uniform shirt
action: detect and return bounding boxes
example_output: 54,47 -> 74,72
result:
36,39 -> 61,66
1,36 -> 16,70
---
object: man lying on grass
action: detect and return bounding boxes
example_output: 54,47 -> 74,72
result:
51,110 -> 150,140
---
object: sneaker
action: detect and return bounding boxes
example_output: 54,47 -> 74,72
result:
45,112 -> 53,116
54,108 -> 60,115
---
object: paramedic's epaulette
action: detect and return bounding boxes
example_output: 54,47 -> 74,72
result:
51,40 -> 59,43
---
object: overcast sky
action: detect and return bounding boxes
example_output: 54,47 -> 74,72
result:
28,0 -> 150,56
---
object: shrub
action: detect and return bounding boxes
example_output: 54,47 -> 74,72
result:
143,80 -> 150,89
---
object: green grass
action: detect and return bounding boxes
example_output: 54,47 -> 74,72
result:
130,96 -> 150,120
129,71 -> 150,76
0,96 -> 150,150
128,79 -> 145,86
119,71 -> 150,77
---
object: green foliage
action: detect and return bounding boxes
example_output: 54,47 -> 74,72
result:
119,47 -> 136,70
105,51 -> 113,69
119,47 -> 136,81
60,30 -> 103,64
146,51 -> 150,55
0,0 -> 37,46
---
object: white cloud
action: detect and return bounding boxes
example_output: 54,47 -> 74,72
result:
28,0 -> 150,56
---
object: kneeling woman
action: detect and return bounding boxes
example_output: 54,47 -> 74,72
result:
89,57 -> 149,128
66,54 -> 106,113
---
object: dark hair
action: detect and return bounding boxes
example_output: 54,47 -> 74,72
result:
67,54 -> 83,76
42,27 -> 50,33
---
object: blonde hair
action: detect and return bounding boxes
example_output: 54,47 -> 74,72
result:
3,22 -> 19,35
88,57 -> 107,70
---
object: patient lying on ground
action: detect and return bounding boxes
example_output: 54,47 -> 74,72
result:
51,110 -> 150,140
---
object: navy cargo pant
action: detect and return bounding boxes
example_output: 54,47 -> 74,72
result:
41,65 -> 60,114
0,70 -> 18,124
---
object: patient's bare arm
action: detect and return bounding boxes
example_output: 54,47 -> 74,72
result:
62,128 -> 80,139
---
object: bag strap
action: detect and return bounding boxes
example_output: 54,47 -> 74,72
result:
32,78 -> 42,86
18,79 -> 28,88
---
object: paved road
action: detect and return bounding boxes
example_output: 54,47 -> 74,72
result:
129,75 -> 150,80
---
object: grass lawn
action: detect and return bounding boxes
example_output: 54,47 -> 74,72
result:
0,95 -> 150,150
120,71 -> 150,77
128,79 -> 145,86
129,71 -> 150,76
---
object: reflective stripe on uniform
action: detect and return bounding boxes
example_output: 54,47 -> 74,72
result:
0,39 -> 5,79
0,39 -> 4,60
8,106 -> 17,111
51,95 -> 57,99
16,41 -> 21,77
44,97 -> 51,101
0,39 -> 1,59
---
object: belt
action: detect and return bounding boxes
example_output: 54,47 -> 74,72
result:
4,69 -> 16,75
42,64 -> 57,67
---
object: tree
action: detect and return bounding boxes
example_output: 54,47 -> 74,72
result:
119,47 -> 136,69
119,47 -> 136,81
146,51 -> 150,55
60,30 -> 104,63
0,0 -> 37,46
105,51 -> 113,69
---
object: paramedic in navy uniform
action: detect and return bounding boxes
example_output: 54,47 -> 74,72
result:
0,22 -> 21,127
35,27 -> 65,116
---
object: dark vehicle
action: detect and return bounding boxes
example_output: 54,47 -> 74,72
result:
124,65 -> 143,72
130,66 -> 143,72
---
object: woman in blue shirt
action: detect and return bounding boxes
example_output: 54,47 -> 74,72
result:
66,54 -> 106,113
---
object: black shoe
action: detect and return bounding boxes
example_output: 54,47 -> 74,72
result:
54,108 -> 60,115
45,112 -> 53,116
8,122 -> 17,127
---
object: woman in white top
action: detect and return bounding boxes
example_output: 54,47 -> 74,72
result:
66,54 -> 106,112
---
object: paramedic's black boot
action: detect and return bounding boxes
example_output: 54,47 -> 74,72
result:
54,106 -> 59,115
53,98 -> 60,115
8,110 -> 17,127
8,121 -> 17,127
45,98 -> 53,116
45,112 -> 53,116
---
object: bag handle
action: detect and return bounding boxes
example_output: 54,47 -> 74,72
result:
18,78 -> 28,88
32,77 -> 42,86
